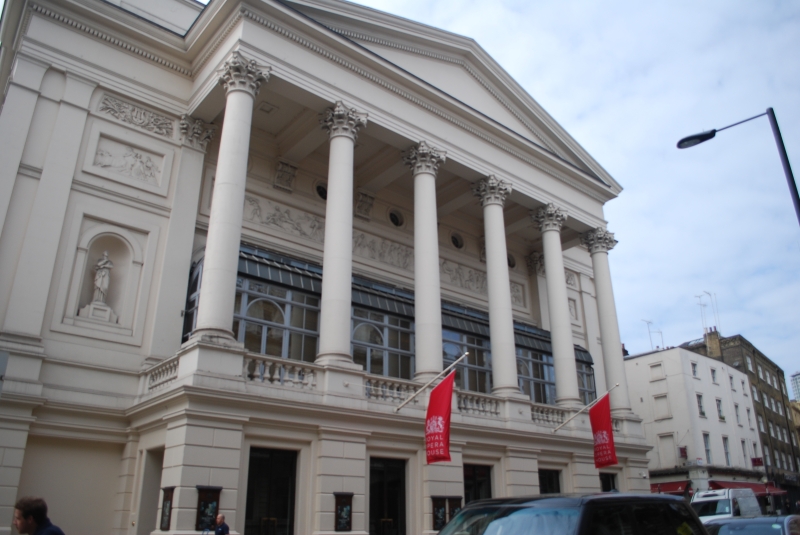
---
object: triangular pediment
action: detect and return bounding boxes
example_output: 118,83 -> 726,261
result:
282,0 -> 618,189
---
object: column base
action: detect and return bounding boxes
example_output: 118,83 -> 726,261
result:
413,370 -> 441,383
556,396 -> 583,410
491,385 -> 527,399
315,352 -> 362,371
186,328 -> 241,349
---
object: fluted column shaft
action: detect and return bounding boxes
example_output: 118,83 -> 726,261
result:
534,204 -> 581,407
194,53 -> 268,340
582,228 -> 632,414
474,177 -> 519,396
405,142 -> 446,381
317,102 -> 367,366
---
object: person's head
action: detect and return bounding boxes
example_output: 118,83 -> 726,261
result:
216,514 -> 225,526
13,497 -> 48,534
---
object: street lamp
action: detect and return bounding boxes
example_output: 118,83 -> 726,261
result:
677,108 -> 800,228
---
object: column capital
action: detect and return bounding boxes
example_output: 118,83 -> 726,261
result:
218,51 -> 270,96
533,203 -> 566,232
180,114 -> 216,152
403,141 -> 446,176
320,101 -> 367,141
581,227 -> 618,254
472,175 -> 512,207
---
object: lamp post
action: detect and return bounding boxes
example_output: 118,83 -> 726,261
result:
677,108 -> 800,228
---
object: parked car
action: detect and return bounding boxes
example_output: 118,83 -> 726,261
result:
438,493 -> 707,535
691,488 -> 762,523
704,515 -> 800,535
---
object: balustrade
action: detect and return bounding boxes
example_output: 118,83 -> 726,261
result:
146,356 -> 179,392
457,391 -> 500,417
364,377 -> 419,404
531,403 -> 566,426
244,355 -> 318,389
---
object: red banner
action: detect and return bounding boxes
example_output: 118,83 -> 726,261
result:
425,371 -> 455,464
589,393 -> 618,468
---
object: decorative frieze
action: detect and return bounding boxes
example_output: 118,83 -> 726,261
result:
403,141 -> 446,176
354,191 -> 375,220
93,138 -> 161,185
353,232 -> 413,270
180,115 -> 216,151
219,51 -> 270,96
319,101 -> 367,141
98,95 -> 174,138
244,195 -> 325,242
533,203 -> 567,233
274,162 -> 297,192
440,259 -> 525,306
565,271 -> 578,288
472,175 -> 512,207
581,228 -> 618,254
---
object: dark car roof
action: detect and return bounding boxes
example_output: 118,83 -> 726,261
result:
462,493 -> 686,509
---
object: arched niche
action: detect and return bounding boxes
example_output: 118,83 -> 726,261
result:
65,223 -> 144,331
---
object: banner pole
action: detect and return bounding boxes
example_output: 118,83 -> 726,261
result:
551,383 -> 619,433
394,352 -> 468,413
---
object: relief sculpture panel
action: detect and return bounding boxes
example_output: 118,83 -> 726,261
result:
244,195 -> 325,242
93,137 -> 162,185
353,231 -> 413,270
440,259 -> 526,307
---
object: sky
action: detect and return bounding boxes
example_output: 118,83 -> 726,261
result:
338,0 -> 800,394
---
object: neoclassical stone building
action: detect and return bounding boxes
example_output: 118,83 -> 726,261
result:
0,0 -> 649,534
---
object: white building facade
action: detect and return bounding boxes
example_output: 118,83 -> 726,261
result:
0,1 -> 649,534
625,348 -> 764,495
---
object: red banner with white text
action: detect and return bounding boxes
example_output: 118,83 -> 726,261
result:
425,371 -> 455,464
589,393 -> 618,468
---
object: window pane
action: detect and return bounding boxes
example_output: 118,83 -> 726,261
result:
234,292 -> 242,313
388,352 -> 400,378
388,329 -> 399,349
354,308 -> 369,319
354,324 -> 383,345
304,309 -> 318,331
288,332 -> 303,360
244,322 -> 263,353
353,346 -> 368,369
371,350 -> 385,376
303,335 -> 317,362
247,299 -> 284,323
266,328 -> 283,356
290,306 -> 304,329
400,355 -> 411,379
400,332 -> 411,351
268,286 -> 287,298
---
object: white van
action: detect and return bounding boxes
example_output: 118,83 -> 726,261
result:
690,488 -> 762,523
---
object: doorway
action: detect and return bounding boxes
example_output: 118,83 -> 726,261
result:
369,458 -> 406,535
244,448 -> 297,535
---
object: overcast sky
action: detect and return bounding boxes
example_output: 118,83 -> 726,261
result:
340,0 -> 800,394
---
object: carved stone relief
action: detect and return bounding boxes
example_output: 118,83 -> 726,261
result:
568,298 -> 578,321
93,137 -> 162,185
99,95 -> 174,137
355,191 -> 375,220
565,271 -> 578,288
244,195 -> 325,242
78,251 -> 118,323
353,231 -> 413,270
440,259 -> 525,307
274,162 -> 297,192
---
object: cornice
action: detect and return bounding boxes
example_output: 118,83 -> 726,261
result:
29,3 -> 192,75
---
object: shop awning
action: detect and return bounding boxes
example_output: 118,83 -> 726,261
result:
650,480 -> 691,495
708,480 -> 787,497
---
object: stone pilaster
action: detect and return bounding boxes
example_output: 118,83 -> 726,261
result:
316,102 -> 367,367
404,141 -> 446,382
473,176 -> 519,397
533,204 -> 581,408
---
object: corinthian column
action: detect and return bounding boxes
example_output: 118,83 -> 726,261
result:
193,52 -> 269,342
534,204 -> 581,408
582,228 -> 632,415
404,142 -> 446,382
316,102 -> 367,367
473,176 -> 519,397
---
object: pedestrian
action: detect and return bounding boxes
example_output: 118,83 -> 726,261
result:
13,497 -> 65,535
214,513 -> 229,535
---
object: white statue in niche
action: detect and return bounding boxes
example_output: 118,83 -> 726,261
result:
78,251 -> 118,324
92,251 -> 114,303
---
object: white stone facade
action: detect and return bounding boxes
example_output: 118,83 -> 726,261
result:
0,1 -> 649,534
625,348 -> 764,491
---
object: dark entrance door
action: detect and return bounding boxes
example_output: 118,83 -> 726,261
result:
369,458 -> 406,535
244,448 -> 296,535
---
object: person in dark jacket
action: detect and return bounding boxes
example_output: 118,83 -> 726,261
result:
214,513 -> 229,535
13,497 -> 65,535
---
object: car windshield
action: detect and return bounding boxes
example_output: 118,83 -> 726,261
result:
705,521 -> 784,535
438,505 -> 582,535
692,499 -> 732,517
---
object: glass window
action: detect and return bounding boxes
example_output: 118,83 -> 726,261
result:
691,362 -> 698,377
538,469 -> 561,494
703,433 -> 712,464
758,415 -> 764,433
734,404 -> 740,424
722,437 -> 731,466
716,399 -> 724,420
729,375 -> 735,389
752,385 -> 759,401
352,307 -> 415,380
443,329 -> 492,393
576,362 -> 596,405
746,356 -> 753,371
711,369 -> 717,383
234,276 -> 319,362
741,440 -> 748,467
757,365 -> 763,379
746,408 -> 752,427
741,380 -> 746,393
516,348 -> 555,404
697,394 -> 705,416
